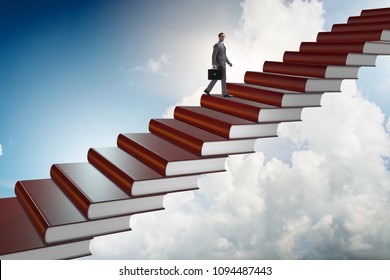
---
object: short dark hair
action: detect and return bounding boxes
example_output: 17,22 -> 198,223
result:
218,32 -> 225,37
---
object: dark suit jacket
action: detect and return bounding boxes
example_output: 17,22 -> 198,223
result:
212,41 -> 231,67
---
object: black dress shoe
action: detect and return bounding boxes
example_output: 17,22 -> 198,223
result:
223,94 -> 231,97
204,89 -> 210,95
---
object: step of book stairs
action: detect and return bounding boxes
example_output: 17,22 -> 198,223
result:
348,14 -> 390,25
199,94 -> 303,123
332,21 -> 390,33
173,105 -> 279,139
149,118 -> 258,157
87,146 -> 200,195
283,51 -> 378,66
316,30 -> 390,43
243,71 -> 342,93
226,83 -> 323,108
262,61 -> 360,79
117,132 -> 228,177
360,7 -> 390,17
14,178 -> 133,244
0,197 -> 92,260
298,41 -> 390,55
50,162 -> 167,219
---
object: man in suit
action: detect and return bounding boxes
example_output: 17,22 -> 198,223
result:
204,32 -> 233,97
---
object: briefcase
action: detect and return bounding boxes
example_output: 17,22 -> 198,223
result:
208,69 -> 222,80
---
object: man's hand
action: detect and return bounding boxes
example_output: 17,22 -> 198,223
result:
212,65 -> 218,69
229,62 -> 233,67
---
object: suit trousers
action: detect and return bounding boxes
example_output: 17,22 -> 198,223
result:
206,66 -> 227,95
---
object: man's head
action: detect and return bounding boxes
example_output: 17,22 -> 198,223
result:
218,32 -> 225,42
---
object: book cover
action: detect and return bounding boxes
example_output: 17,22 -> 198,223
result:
360,7 -> 390,17
149,118 -> 256,156
244,71 -> 342,92
316,30 -> 390,43
0,197 -> 91,260
299,41 -> 390,55
200,94 -> 261,122
50,162 -> 165,219
226,83 -> 323,108
117,133 -> 227,176
263,61 -> 359,79
284,51 -> 377,66
348,14 -> 390,24
200,94 -> 302,122
88,147 -> 200,195
15,179 -> 132,244
206,94 -> 303,122
174,106 -> 279,139
332,21 -> 390,33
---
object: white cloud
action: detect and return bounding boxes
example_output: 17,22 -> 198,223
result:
229,0 -> 324,81
131,54 -> 173,77
86,0 -> 390,260
162,86 -> 202,118
0,144 -> 3,156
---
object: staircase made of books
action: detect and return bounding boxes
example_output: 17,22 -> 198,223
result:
1,7 -> 390,259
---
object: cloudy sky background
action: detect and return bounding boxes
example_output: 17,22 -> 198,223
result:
1,0 -> 390,259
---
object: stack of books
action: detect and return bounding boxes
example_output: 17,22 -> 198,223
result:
1,6 -> 390,259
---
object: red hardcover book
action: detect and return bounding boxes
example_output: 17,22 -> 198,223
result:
15,179 -> 132,244
87,147 -> 199,195
117,133 -> 227,176
200,94 -> 261,122
174,106 -> 279,139
361,7 -> 390,17
200,94 -> 302,122
263,61 -> 359,79
316,30 -> 390,43
0,197 -> 91,260
283,51 -> 377,66
332,21 -> 390,32
244,71 -> 342,92
226,83 -> 322,108
149,118 -> 256,156
299,41 -> 390,55
50,162 -> 165,219
348,14 -> 390,24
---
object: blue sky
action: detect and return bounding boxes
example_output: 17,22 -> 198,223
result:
1,0 -> 390,259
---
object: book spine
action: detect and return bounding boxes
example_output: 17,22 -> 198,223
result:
317,30 -> 383,42
284,52 -> 349,65
149,119 -> 203,156
50,165 -> 90,217
361,7 -> 390,17
87,148 -> 134,194
332,22 -> 390,33
263,61 -> 328,78
174,107 -> 231,138
244,71 -> 307,92
348,14 -> 390,24
200,94 -> 260,122
299,42 -> 365,53
117,134 -> 168,176
226,83 -> 283,107
14,181 -> 49,239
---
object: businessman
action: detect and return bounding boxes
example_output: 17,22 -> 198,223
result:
204,32 -> 233,97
